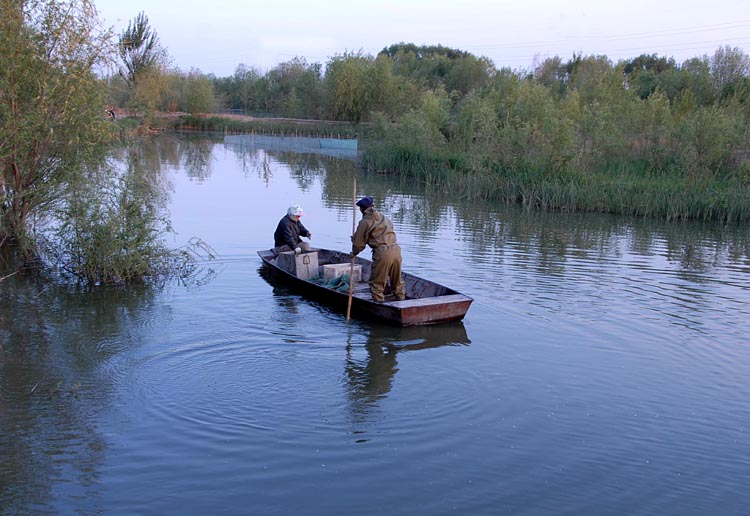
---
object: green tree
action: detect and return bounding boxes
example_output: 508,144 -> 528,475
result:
622,55 -> 677,101
453,92 -> 499,161
0,0 -> 112,253
117,12 -> 169,117
674,105 -> 742,178
231,63 -> 262,112
50,140 -> 213,285
444,55 -> 494,96
184,69 -> 216,114
710,45 -> 750,100
283,87 -> 303,118
380,43 -> 481,91
160,69 -> 185,112
533,56 -> 568,98
680,56 -> 715,107
325,51 -> 375,123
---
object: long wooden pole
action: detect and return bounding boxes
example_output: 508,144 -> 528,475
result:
346,178 -> 356,322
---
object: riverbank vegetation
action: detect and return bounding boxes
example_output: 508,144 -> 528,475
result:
364,51 -> 750,222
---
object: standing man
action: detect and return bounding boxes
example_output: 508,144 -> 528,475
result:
274,204 -> 312,254
351,196 -> 406,303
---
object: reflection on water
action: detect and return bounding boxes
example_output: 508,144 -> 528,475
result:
2,134 -> 749,516
225,134 -> 359,160
344,338 -> 397,427
0,277 -> 161,511
344,322 -> 471,428
109,132 -> 221,183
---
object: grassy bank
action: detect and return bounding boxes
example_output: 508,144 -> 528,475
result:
362,146 -> 750,224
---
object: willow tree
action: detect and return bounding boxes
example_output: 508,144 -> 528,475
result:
184,69 -> 216,114
325,52 -> 379,123
0,0 -> 112,255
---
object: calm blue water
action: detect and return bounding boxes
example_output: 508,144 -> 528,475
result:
2,135 -> 749,515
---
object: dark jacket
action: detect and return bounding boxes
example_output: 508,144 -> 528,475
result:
274,215 -> 310,249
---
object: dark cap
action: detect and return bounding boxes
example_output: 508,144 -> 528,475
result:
356,196 -> 374,208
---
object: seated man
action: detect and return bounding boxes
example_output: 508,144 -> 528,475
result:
273,204 -> 312,254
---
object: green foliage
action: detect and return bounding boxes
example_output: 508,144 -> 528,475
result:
1,0 -> 113,253
117,11 -> 170,117
673,105 -> 742,178
118,12 -> 159,86
710,45 -> 750,95
1,2 -> 210,284
359,45 -> 750,223
47,144 -> 214,285
623,53 -> 677,75
533,56 -> 569,98
229,64 -> 262,112
325,51 -> 376,123
489,79 -> 577,174
379,43 -> 491,94
184,69 -> 216,114
270,57 -> 325,118
283,87 -> 303,118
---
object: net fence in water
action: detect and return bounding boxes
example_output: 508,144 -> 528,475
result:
224,134 -> 359,160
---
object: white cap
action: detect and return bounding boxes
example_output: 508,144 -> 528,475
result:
287,205 -> 304,217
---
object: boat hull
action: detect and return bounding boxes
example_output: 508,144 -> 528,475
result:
258,248 -> 472,326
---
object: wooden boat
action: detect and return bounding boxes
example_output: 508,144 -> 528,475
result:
257,248 -> 472,326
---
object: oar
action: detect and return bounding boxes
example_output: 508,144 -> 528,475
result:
346,178 -> 356,323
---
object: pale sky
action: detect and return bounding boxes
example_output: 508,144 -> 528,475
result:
94,0 -> 750,76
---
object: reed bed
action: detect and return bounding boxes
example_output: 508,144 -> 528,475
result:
362,146 -> 750,223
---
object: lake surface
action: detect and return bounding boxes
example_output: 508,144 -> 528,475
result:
2,134 -> 749,515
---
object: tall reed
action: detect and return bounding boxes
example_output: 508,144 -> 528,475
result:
363,145 -> 750,223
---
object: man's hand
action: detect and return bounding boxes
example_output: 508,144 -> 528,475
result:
294,247 -> 302,255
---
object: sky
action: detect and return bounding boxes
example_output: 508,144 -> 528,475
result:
93,0 -> 750,77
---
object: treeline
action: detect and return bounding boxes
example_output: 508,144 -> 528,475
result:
104,13 -> 750,198
210,44 -> 493,121
111,43 -> 494,122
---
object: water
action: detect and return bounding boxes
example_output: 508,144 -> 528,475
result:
2,134 -> 749,515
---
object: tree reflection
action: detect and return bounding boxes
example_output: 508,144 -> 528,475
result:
223,134 -> 359,193
0,276 -> 159,513
110,133 -> 220,183
179,136 -> 217,182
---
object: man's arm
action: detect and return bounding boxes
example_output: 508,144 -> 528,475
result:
298,221 -> 311,239
351,220 -> 369,256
